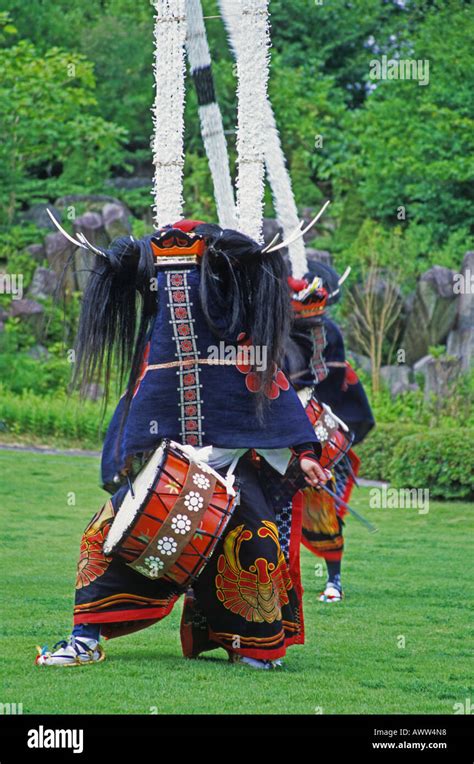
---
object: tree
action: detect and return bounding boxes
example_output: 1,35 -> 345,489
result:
0,40 -> 126,225
333,0 -> 474,249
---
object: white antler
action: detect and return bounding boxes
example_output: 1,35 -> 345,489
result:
328,265 -> 352,299
338,266 -> 351,286
262,231 -> 282,252
264,200 -> 331,253
46,208 -> 108,258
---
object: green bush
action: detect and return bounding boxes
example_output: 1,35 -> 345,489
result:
355,424 -> 424,481
390,430 -> 474,501
356,425 -> 474,501
0,352 -> 71,394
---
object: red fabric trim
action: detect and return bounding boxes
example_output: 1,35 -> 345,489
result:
300,543 -> 343,562
207,629 -> 292,661
288,489 -> 305,644
74,607 -> 166,624
300,522 -> 343,561
73,597 -> 178,629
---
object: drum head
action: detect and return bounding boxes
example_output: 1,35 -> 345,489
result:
103,443 -> 165,555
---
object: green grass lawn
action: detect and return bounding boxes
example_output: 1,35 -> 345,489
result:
1,451 -> 472,715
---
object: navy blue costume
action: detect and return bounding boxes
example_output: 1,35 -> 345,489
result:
102,264 -> 318,487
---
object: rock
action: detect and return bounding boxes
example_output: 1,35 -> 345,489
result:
380,364 -> 411,396
422,265 -> 457,299
102,202 -> 131,240
423,356 -> 462,401
10,299 -> 45,339
392,381 -> 420,396
413,354 -> 433,378
83,383 -> 104,401
305,247 -> 333,268
452,251 -> 474,370
24,243 -> 46,263
54,194 -> 131,219
10,299 -> 44,318
73,212 -> 108,291
28,267 -> 58,300
401,266 -> 458,365
28,344 -> 51,360
44,232 -> 76,292
20,204 -> 61,230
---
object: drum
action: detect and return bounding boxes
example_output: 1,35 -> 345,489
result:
103,440 -> 238,585
301,392 -> 353,470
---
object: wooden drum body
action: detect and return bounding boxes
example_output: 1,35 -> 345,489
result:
103,440 -> 237,586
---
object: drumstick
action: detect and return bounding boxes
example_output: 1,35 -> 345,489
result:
318,482 -> 378,534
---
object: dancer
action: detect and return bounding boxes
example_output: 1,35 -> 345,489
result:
36,219 -> 328,669
286,261 -> 374,602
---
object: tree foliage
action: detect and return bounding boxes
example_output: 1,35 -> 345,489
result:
0,35 -> 126,224
0,0 -> 472,269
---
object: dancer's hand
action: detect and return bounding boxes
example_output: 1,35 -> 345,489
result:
299,458 -> 330,488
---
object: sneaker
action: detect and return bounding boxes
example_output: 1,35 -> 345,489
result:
35,636 -> 105,667
229,653 -> 283,670
318,584 -> 343,603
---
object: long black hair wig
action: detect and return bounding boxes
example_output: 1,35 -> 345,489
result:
73,234 -> 156,425
196,223 -> 291,416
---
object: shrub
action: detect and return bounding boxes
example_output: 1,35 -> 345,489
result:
390,430 -> 474,501
354,424 -> 423,481
0,387 -> 112,447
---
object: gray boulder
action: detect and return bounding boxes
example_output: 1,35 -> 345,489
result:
401,266 -> 458,365
54,194 -> 128,215
262,218 -> 283,248
413,354 -> 433,379
451,251 -> 474,370
10,299 -> 45,339
44,232 -> 76,291
102,202 -> 131,240
392,381 -> 420,396
21,204 -> 61,230
28,267 -> 58,300
24,243 -> 46,263
305,248 -> 333,268
380,364 -> 412,396
73,212 -> 108,291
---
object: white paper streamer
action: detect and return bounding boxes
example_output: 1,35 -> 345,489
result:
152,0 -> 188,228
233,0 -> 271,243
218,0 -> 308,274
